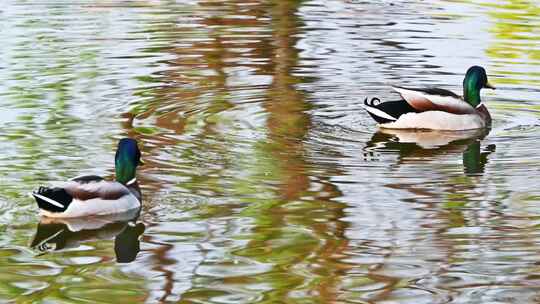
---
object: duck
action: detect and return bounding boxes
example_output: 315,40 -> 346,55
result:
363,66 -> 495,130
32,138 -> 143,218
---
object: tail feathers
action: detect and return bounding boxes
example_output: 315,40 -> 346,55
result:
363,97 -> 398,124
33,187 -> 73,213
363,97 -> 420,124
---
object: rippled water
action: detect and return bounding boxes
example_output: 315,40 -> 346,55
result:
1,0 -> 540,303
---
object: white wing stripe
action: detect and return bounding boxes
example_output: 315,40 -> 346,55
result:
363,104 -> 397,121
33,193 -> 65,208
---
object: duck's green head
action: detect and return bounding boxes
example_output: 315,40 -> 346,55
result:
115,138 -> 143,184
463,66 -> 495,107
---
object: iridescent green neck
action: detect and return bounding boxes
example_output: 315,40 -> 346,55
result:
115,157 -> 136,184
463,75 -> 482,107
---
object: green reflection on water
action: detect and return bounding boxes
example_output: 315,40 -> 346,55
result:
482,0 -> 540,86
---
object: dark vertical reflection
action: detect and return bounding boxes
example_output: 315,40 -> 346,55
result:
463,141 -> 495,176
126,0 -> 353,302
228,1 -> 350,302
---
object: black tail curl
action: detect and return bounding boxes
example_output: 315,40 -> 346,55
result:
363,97 -> 419,124
364,97 -> 382,107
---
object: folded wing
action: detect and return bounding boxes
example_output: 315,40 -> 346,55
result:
62,179 -> 130,201
392,86 -> 476,114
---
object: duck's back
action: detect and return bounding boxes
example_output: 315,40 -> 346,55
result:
33,175 -> 140,218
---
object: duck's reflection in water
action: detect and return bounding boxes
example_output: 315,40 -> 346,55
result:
31,208 -> 145,263
365,128 -> 495,175
462,140 -> 496,175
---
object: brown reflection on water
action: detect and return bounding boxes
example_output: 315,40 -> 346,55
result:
119,0 -> 353,302
244,1 -> 350,302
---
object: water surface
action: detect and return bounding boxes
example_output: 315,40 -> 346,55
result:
1,0 -> 540,303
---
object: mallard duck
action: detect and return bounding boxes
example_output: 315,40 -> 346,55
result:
363,66 -> 495,130
32,138 -> 143,218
